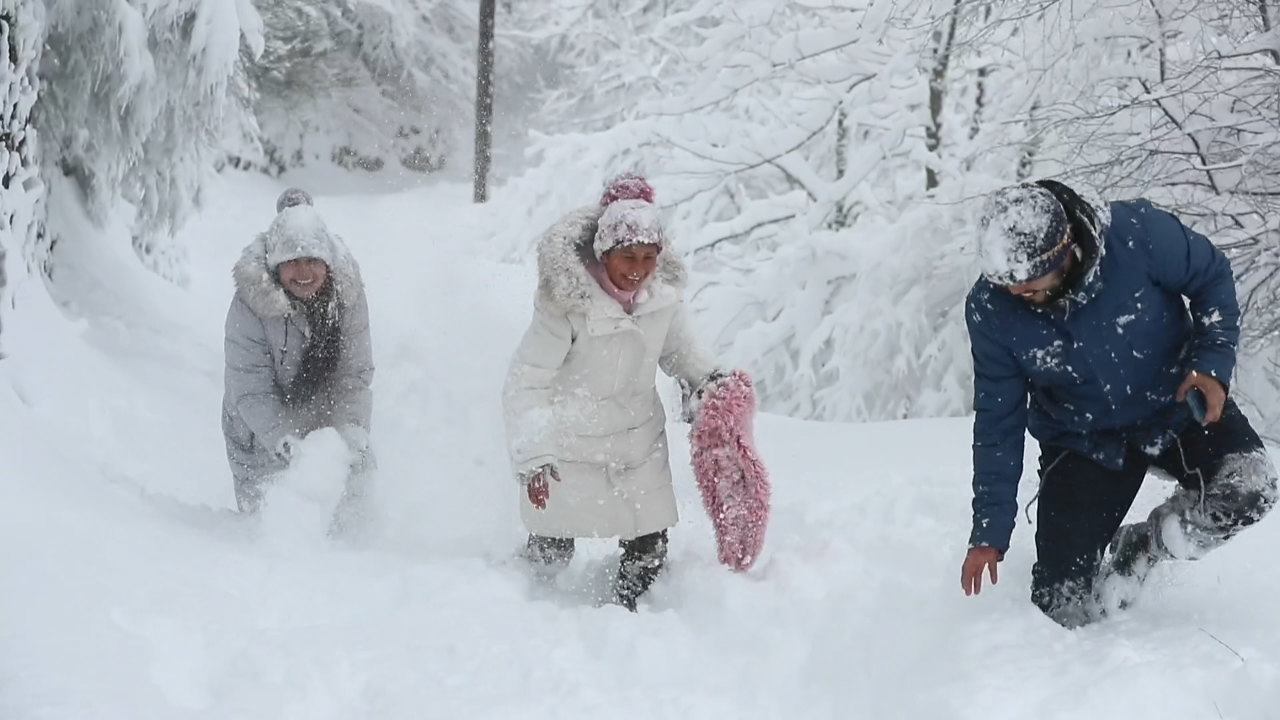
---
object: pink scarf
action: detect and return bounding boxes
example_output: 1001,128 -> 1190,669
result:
587,261 -> 638,314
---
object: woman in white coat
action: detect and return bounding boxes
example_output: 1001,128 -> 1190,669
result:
502,173 -> 725,610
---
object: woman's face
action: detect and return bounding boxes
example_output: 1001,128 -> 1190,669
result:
603,244 -> 660,292
277,258 -> 329,300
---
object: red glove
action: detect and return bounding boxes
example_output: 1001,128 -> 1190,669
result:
525,464 -> 561,509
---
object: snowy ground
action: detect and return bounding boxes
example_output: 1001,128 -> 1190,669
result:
2,171 -> 1278,719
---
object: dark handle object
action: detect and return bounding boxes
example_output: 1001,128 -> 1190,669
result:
1186,386 -> 1207,424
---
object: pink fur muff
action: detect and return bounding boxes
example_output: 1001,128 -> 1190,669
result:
689,369 -> 771,572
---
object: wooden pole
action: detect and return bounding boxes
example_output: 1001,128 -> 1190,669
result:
473,0 -> 496,203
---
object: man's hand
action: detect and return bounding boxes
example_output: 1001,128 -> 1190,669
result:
961,546 -> 1002,596
525,464 -> 561,510
1177,370 -> 1226,425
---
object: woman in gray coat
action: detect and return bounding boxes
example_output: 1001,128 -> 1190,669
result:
221,189 -> 375,519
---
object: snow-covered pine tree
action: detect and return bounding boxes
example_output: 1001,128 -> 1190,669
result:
242,0 -> 476,179
37,0 -> 264,286
505,0 -> 696,133
0,0 -> 44,352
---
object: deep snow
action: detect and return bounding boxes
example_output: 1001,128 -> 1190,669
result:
1,172 -> 1279,719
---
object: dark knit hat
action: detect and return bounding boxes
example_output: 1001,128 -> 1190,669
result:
977,184 -> 1072,285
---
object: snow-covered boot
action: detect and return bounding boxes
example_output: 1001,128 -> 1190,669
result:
234,476 -> 266,515
615,530 -> 668,612
1109,521 -> 1159,580
1100,520 -> 1163,611
525,535 -> 575,581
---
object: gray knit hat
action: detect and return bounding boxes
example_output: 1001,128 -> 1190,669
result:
276,187 -> 314,214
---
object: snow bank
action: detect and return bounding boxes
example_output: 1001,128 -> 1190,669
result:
1,170 -> 1278,719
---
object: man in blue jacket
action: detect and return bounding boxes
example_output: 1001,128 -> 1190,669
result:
959,179 -> 1278,628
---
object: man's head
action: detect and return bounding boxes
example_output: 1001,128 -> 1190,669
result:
977,184 -> 1076,304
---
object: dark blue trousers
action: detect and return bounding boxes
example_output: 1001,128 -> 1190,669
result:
1030,398 -> 1277,625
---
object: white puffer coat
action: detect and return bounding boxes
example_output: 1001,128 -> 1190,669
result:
502,206 -> 722,540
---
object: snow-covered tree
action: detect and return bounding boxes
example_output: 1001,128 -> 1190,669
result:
987,0 -> 1280,430
4,0 -> 524,313
36,0 -> 264,285
501,0 -> 1001,421
496,0 -> 1280,428
238,0 -> 477,178
667,0 -> 1280,422
0,0 -> 44,352
505,0 -> 698,132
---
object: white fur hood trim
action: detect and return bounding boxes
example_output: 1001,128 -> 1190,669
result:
232,209 -> 364,318
535,205 -> 687,313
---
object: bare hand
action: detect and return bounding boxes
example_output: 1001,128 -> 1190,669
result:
961,546 -> 1001,596
1176,370 -> 1226,425
526,465 -> 561,510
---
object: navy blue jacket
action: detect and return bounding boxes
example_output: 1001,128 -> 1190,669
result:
965,198 -> 1239,551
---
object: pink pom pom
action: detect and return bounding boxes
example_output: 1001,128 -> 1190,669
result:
600,172 -> 655,207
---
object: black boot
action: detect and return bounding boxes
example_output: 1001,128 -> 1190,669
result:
1101,520 -> 1161,611
1110,522 -> 1157,577
615,530 -> 668,611
525,535 -> 575,580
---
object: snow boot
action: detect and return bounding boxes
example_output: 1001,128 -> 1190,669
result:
234,478 -> 266,515
1100,520 -> 1161,610
1110,522 -> 1157,576
614,530 -> 668,612
525,535 -> 575,582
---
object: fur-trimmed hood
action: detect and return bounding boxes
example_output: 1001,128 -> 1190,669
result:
535,205 -> 687,314
232,206 -> 364,318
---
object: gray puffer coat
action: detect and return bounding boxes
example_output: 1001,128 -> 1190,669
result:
220,205 -> 375,508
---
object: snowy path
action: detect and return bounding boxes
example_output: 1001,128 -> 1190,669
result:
2,173 -> 1278,719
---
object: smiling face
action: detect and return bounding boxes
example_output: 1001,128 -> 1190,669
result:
602,243 -> 660,292
277,257 -> 329,300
